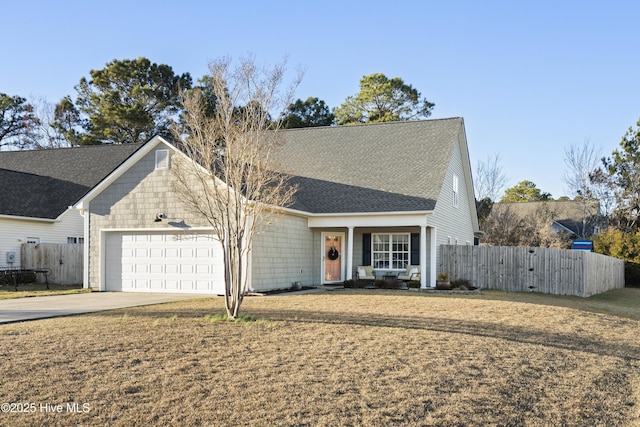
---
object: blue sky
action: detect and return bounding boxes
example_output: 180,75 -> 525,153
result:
3,0 -> 639,199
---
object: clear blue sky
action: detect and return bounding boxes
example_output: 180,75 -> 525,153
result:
3,0 -> 639,199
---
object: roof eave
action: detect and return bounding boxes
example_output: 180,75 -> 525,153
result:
0,213 -> 57,223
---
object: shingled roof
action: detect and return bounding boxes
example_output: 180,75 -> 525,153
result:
0,144 -> 143,219
275,118 -> 464,213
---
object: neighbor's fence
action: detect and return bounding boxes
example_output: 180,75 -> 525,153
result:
21,243 -> 83,285
440,245 -> 625,297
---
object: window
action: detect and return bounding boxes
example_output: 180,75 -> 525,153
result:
26,237 -> 40,244
372,233 -> 409,270
453,174 -> 459,208
155,149 -> 169,170
67,237 -> 84,244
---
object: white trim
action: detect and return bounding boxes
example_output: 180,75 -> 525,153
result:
309,213 -> 430,229
100,226 -> 217,233
430,227 -> 437,287
0,214 -> 56,223
83,203 -> 90,288
553,221 -> 577,235
346,227 -> 354,280
420,226 -> 427,289
294,208 -> 433,218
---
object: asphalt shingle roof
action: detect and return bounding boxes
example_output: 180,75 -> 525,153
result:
276,118 -> 463,213
0,144 -> 143,219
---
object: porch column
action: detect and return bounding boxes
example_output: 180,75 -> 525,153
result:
82,204 -> 90,289
346,226 -> 354,280
420,225 -> 427,289
430,227 -> 437,288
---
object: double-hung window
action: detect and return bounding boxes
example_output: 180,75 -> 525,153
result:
372,233 -> 410,270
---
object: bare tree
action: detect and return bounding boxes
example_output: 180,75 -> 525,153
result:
482,203 -> 571,248
563,139 -> 607,236
480,204 -> 523,246
475,153 -> 508,201
172,56 -> 301,319
22,97 -> 72,149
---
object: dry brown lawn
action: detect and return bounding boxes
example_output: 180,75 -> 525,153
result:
0,289 -> 638,426
0,283 -> 87,300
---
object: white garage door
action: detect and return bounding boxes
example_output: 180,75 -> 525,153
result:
105,232 -> 225,294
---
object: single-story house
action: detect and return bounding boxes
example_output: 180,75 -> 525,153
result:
0,144 -> 142,268
73,117 -> 479,293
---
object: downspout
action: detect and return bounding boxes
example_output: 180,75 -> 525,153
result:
74,205 -> 90,289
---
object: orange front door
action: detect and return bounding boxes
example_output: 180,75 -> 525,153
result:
323,233 -> 343,282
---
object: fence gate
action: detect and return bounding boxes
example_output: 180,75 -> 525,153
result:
20,243 -> 83,285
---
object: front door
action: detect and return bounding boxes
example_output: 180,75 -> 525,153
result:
322,232 -> 345,283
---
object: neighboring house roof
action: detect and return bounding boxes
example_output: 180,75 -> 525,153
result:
0,144 -> 143,219
498,200 -> 600,236
275,118 -> 464,213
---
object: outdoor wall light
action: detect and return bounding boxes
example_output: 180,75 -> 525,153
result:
154,213 -> 167,222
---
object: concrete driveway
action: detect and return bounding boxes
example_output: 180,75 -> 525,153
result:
0,292 -> 209,324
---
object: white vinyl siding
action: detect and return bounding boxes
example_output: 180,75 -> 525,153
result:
430,132 -> 476,271
0,209 -> 83,267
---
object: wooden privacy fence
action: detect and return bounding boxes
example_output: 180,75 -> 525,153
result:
21,243 -> 83,285
440,245 -> 625,297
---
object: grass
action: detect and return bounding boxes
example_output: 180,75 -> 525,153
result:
447,287 -> 640,321
0,283 -> 88,300
0,289 -> 638,426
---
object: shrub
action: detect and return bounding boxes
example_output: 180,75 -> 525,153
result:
343,279 -> 355,288
407,281 -> 421,289
373,279 -> 386,288
376,279 -> 402,289
450,279 -> 472,289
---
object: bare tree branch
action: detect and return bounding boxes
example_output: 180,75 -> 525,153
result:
474,153 -> 508,202
172,56 -> 302,319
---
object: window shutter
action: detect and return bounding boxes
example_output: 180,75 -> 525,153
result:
362,233 -> 371,265
410,233 -> 420,265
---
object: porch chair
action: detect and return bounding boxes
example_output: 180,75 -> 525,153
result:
398,265 -> 420,282
356,265 -> 375,282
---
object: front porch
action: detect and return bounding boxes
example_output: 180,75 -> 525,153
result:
309,213 -> 437,288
